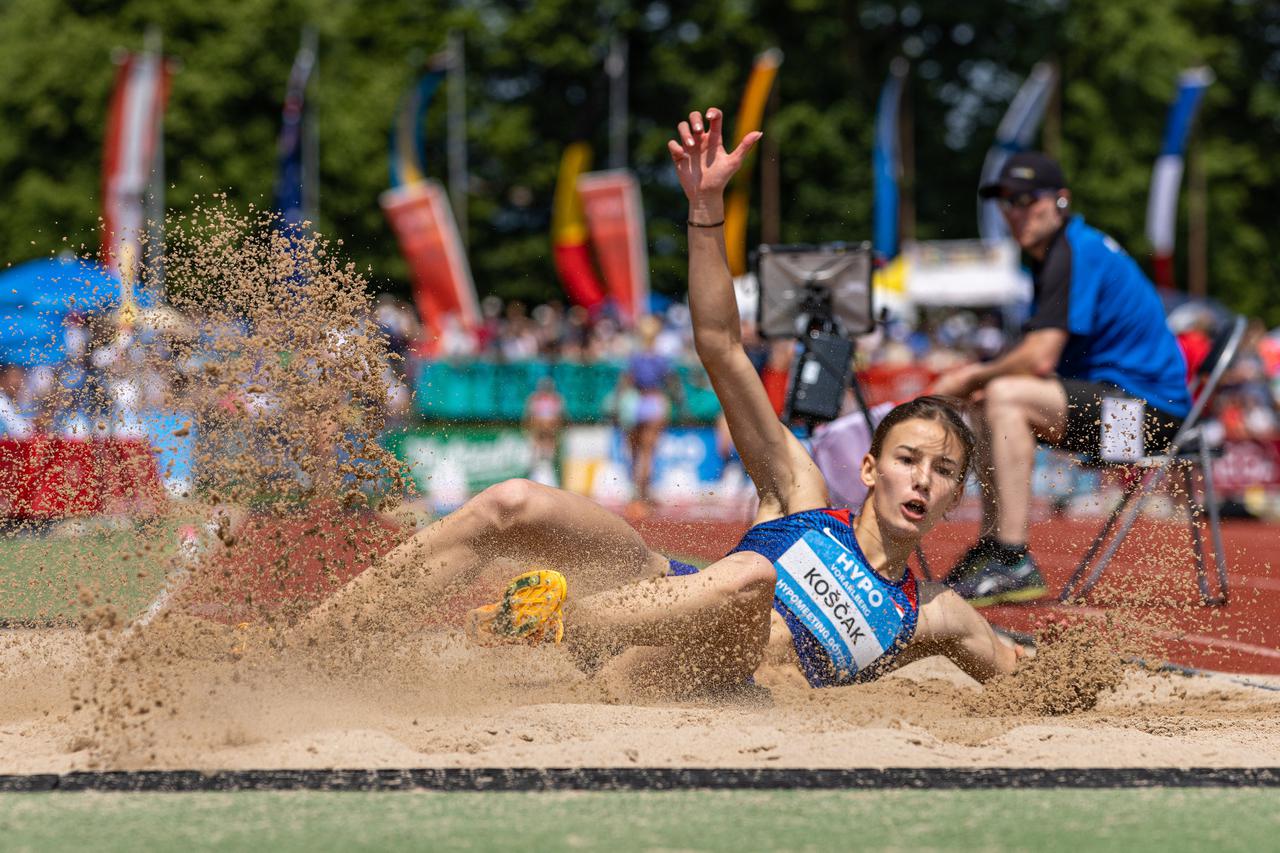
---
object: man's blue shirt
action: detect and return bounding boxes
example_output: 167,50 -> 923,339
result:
1024,216 -> 1191,419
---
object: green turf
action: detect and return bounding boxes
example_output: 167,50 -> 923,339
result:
0,524 -> 175,623
2,789 -> 1278,852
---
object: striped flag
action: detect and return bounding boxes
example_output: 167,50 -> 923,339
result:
1145,67 -> 1213,288
101,49 -> 171,286
977,62 -> 1057,241
550,143 -> 607,312
873,59 -> 908,259
724,48 -> 782,277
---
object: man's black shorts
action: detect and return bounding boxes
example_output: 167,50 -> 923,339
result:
1057,378 -> 1182,458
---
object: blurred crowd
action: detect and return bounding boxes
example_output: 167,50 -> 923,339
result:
5,293 -> 1280,447
375,294 -> 697,364
0,316 -> 179,442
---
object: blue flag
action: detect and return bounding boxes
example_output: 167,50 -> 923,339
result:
275,32 -> 317,226
872,59 -> 908,259
389,66 -> 448,188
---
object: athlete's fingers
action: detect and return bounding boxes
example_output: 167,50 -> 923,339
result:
677,120 -> 694,148
667,139 -> 687,162
706,108 -> 724,151
730,130 -> 762,162
689,110 -> 704,136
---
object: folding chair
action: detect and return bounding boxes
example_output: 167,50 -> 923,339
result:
1058,314 -> 1247,605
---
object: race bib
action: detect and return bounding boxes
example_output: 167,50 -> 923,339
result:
1100,396 -> 1145,462
772,528 -> 906,679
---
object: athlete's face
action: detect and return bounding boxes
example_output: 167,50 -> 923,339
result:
1000,190 -> 1069,257
860,418 -> 966,541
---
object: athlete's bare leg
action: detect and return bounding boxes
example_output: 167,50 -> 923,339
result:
299,477 -> 772,689
301,478 -> 668,634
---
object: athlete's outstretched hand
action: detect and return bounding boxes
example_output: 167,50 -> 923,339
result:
667,108 -> 762,204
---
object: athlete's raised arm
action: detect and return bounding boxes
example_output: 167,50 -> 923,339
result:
668,108 -> 827,516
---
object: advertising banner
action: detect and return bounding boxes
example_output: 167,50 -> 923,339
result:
561,425 -> 733,504
1211,439 -> 1280,497
903,239 -> 1031,307
386,427 -> 533,507
380,180 -> 479,348
577,170 -> 649,326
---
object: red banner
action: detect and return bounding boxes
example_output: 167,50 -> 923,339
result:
577,170 -> 649,327
857,365 -> 937,407
380,180 -> 479,349
0,438 -> 164,520
1212,439 -> 1280,497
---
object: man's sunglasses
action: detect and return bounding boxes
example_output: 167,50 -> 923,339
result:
997,190 -> 1058,211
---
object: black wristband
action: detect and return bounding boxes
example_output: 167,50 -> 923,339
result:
687,219 -> 725,228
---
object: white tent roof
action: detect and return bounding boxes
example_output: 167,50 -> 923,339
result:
903,239 -> 1031,307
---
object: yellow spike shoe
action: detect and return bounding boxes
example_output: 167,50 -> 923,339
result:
465,569 -> 567,646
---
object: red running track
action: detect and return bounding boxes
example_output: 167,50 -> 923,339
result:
634,515 -> 1280,676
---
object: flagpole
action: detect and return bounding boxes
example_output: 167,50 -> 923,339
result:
143,25 -> 164,297
760,84 -> 780,245
607,31 -> 628,169
1187,135 -> 1207,299
447,30 -> 468,249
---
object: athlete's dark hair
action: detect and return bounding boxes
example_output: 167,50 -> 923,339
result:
868,395 -> 975,482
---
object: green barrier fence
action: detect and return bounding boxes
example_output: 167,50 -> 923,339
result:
413,359 -> 721,423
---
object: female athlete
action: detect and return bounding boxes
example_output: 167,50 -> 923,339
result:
301,107 -> 1024,693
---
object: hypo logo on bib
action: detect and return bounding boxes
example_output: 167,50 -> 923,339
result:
773,529 -> 905,675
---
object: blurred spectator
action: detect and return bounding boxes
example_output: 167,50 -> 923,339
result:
523,376 -> 565,486
613,314 -> 683,513
0,364 -> 34,438
497,301 -> 539,361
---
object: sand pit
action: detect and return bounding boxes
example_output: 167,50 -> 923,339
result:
4,201 -> 1277,782
3,624 -> 1279,775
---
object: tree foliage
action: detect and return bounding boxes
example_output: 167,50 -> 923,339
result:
0,0 -> 1276,319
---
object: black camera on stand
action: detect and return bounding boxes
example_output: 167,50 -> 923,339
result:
755,242 -> 875,429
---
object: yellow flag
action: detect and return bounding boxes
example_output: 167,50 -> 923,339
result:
725,48 -> 782,276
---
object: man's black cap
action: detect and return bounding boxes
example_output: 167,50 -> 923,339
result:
978,151 -> 1067,199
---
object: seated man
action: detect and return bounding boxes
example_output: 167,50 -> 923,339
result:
932,152 -> 1191,606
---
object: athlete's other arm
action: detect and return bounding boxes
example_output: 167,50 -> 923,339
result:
668,108 -> 826,515
895,582 -> 1026,681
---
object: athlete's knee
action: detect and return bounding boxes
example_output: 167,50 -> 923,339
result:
468,478 -> 551,531
984,377 -> 1034,419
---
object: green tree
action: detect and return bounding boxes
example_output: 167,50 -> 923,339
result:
0,0 -> 1276,320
